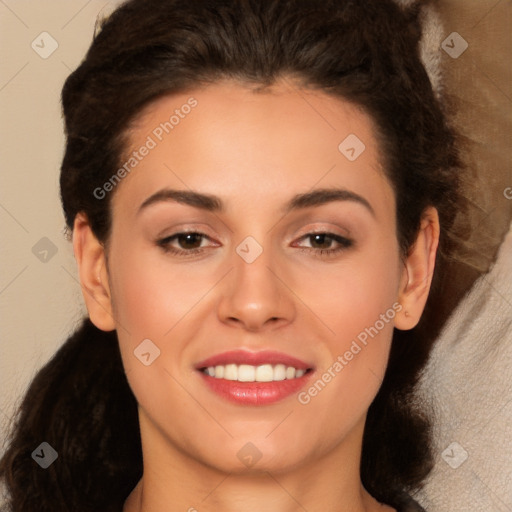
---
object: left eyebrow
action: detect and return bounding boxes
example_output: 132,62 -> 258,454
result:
283,187 -> 375,217
137,187 -> 375,217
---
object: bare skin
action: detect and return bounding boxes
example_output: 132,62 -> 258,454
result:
73,80 -> 439,512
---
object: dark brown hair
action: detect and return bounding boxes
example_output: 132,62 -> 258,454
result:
1,0 -> 465,510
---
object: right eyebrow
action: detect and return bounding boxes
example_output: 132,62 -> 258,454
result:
138,189 -> 223,214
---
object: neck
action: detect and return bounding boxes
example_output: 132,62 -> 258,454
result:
123,411 -> 395,512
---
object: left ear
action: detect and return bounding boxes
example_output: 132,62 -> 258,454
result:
395,207 -> 440,330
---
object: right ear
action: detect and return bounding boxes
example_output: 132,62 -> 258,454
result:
72,213 -> 116,331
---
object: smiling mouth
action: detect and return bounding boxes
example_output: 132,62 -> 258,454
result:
200,363 -> 313,382
195,350 -> 315,405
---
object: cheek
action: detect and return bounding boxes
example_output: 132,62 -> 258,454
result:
108,249 -> 200,427
295,291 -> 398,447
297,244 -> 401,343
108,247 -> 207,338
293,241 -> 401,407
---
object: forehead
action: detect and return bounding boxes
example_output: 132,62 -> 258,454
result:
111,80 -> 394,218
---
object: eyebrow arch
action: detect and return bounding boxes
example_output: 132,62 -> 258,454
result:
284,187 -> 375,217
138,189 -> 223,213
138,187 -> 375,217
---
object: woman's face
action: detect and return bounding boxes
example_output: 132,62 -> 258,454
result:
100,81 -> 408,474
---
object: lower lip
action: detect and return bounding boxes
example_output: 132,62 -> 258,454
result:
199,371 -> 312,405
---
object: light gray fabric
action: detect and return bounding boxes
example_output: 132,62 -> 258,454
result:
393,0 -> 445,98
416,221 -> 512,511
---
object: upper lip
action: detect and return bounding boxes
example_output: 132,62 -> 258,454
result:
195,350 -> 313,371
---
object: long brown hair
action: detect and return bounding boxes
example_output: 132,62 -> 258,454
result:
1,0 -> 465,510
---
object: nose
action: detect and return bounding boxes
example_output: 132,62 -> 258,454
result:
216,244 -> 296,332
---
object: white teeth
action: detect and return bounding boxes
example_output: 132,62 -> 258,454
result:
203,363 -> 308,382
273,364 -> 286,381
224,364 -> 238,381
238,364 -> 255,382
286,366 -> 296,379
255,364 -> 274,382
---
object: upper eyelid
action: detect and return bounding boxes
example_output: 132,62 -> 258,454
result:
293,225 -> 351,238
157,225 -> 218,240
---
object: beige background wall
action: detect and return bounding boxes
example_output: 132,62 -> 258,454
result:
0,0 -> 511,510
0,0 -> 125,441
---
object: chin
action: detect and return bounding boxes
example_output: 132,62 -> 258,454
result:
193,436 -> 315,476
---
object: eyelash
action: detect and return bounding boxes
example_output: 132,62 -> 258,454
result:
156,231 -> 353,259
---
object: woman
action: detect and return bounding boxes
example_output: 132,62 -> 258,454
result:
0,0 -> 467,510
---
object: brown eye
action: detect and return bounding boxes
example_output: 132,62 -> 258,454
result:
157,232 -> 213,256
294,232 -> 353,258
308,233 -> 336,249
174,233 -> 204,250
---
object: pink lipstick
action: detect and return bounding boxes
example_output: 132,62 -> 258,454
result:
195,350 -> 314,405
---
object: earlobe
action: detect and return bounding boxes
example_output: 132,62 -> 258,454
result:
73,213 -> 116,332
395,207 -> 440,330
